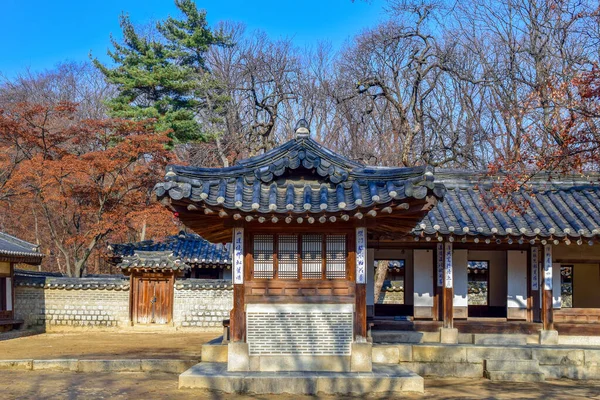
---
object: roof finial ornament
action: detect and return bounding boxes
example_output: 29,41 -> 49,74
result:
295,119 -> 310,139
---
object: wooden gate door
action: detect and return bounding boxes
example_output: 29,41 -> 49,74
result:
134,277 -> 172,324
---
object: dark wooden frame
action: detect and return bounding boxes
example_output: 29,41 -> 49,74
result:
372,258 -> 409,317
466,259 -> 490,308
247,228 -> 353,282
230,224 -> 367,342
0,262 -> 14,321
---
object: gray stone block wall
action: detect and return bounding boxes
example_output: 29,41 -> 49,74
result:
15,285 -> 130,329
13,276 -> 233,330
173,280 -> 232,328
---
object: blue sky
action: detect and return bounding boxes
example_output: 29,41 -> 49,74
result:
1,0 -> 386,78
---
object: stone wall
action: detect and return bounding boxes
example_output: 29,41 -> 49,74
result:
173,279 -> 232,328
14,274 -> 234,331
15,276 -> 130,329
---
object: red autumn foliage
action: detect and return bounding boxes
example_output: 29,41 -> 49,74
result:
0,101 -> 179,276
488,66 -> 600,210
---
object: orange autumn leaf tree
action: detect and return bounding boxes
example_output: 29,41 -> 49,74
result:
487,66 -> 600,209
0,101 -> 178,276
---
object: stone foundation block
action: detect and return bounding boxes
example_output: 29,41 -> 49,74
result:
351,342 -> 372,372
78,360 -> 142,372
473,334 -> 527,345
539,330 -> 559,345
467,347 -> 532,363
179,362 -> 423,394
439,328 -> 458,344
141,359 -> 197,373
256,355 -> 350,372
559,336 -> 600,347
372,330 -> 439,344
485,359 -> 540,373
584,349 -> 600,365
539,364 -> 600,380
403,361 -> 482,378
0,360 -> 33,370
372,345 -> 400,364
532,348 -> 584,366
485,371 -> 544,382
458,333 -> 474,344
227,342 -> 249,372
413,345 -> 467,363
202,343 -> 228,363
33,359 -> 78,371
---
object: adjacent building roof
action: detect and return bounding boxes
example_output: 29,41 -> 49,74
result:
110,232 -> 231,268
413,171 -> 600,241
0,232 -> 43,264
118,251 -> 191,273
155,124 -> 444,242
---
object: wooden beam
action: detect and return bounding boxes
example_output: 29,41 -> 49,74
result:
541,244 -> 554,331
442,242 -> 454,329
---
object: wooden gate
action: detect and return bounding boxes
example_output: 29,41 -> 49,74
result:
131,274 -> 174,325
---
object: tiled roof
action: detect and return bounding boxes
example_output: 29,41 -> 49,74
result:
118,251 -> 191,272
111,232 -> 231,267
14,271 -> 129,290
414,171 -> 600,240
0,232 -> 43,264
155,136 -> 444,215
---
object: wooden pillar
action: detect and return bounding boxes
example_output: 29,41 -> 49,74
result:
530,246 -> 541,322
442,242 -> 454,329
434,243 -> 444,321
230,227 -> 245,342
355,227 -> 367,339
541,244 -> 554,331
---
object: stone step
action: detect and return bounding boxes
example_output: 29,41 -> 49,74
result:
485,359 -> 540,373
179,362 -> 424,394
372,330 -> 439,344
473,334 -> 527,345
485,371 -> 545,382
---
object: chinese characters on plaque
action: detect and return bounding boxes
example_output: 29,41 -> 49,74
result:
233,228 -> 244,284
543,244 -> 552,290
356,227 -> 366,284
437,243 -> 444,287
444,242 -> 453,288
531,247 -> 539,291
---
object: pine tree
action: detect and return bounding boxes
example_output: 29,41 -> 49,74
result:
93,0 -> 229,145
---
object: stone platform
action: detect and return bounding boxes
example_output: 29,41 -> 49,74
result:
179,362 -> 424,395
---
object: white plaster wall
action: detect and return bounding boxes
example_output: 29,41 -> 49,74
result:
507,250 -> 527,309
573,264 -> 600,308
367,248 -> 375,306
553,263 -> 562,309
413,249 -> 434,307
453,249 -> 468,307
373,249 -> 414,305
468,250 -> 507,307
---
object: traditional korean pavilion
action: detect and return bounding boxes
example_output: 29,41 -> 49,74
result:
155,120 -> 444,371
0,231 -> 43,331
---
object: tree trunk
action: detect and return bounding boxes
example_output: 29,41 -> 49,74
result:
373,260 -> 389,304
140,219 -> 147,242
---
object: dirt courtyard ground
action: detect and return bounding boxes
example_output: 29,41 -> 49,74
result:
0,332 -> 220,360
0,370 -> 599,399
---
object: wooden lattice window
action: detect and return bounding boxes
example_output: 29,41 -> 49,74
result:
253,234 -> 274,279
251,233 -> 348,280
302,234 -> 323,279
278,235 -> 298,279
325,235 -> 346,279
